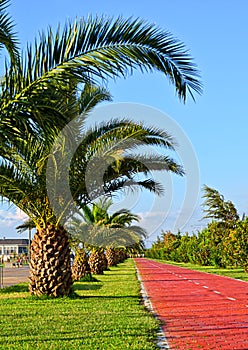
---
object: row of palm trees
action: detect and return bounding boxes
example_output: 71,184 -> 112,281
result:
69,198 -> 146,280
0,0 -> 202,296
71,244 -> 130,281
68,198 -> 147,247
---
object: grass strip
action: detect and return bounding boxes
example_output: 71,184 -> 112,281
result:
150,259 -> 248,282
0,259 -> 160,350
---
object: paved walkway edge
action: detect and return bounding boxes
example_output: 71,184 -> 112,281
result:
135,261 -> 170,350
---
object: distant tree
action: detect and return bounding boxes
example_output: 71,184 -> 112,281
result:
202,185 -> 239,225
222,219 -> 248,271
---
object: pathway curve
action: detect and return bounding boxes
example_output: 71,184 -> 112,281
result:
135,258 -> 248,350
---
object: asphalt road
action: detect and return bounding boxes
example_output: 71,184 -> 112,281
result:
1,266 -> 29,288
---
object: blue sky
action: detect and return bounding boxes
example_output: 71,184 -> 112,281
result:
1,0 -> 248,244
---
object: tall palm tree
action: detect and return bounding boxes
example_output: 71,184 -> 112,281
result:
0,15 -> 201,297
0,85 -> 110,296
0,88 -> 183,296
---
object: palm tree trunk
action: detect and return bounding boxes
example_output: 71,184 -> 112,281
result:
71,249 -> 91,281
88,248 -> 106,275
29,224 -> 73,297
106,247 -> 117,267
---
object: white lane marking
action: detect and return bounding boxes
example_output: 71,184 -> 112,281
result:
143,262 -> 243,308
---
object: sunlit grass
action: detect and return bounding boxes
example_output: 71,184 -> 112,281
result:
0,259 -> 159,350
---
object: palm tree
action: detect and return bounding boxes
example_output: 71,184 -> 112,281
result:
0,85 -> 110,296
72,198 -> 147,248
69,197 -> 147,271
105,247 -> 118,267
0,15 -> 201,297
0,90 -> 184,296
88,246 -> 108,275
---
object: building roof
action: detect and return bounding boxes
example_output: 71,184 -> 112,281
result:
0,239 -> 29,245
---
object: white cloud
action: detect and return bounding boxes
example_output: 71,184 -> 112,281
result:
0,208 -> 28,228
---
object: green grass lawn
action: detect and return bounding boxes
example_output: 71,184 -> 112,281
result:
0,259 -> 159,350
152,259 -> 248,282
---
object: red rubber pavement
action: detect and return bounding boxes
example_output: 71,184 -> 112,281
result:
135,258 -> 248,350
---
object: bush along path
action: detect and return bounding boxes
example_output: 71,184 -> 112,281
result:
134,258 -> 248,350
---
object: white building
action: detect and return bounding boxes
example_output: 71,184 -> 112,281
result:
0,239 -> 29,257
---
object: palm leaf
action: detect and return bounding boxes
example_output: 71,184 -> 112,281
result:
0,0 -> 19,65
8,16 -> 202,102
16,218 -> 35,234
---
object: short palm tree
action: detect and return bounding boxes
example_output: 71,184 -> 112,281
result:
71,248 -> 91,281
69,197 -> 147,271
88,246 -> 108,275
105,247 -> 118,267
72,198 -> 148,248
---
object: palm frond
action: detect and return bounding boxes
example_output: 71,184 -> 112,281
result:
0,0 -> 19,65
70,117 -> 181,190
16,218 -> 35,234
11,16 -> 202,102
78,118 -> 177,157
99,177 -> 164,199
79,84 -> 112,115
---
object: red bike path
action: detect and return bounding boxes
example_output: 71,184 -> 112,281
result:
134,258 -> 248,350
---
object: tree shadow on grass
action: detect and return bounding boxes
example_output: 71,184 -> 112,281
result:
77,274 -> 99,282
72,282 -> 103,292
0,281 -> 103,299
0,282 -> 29,294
